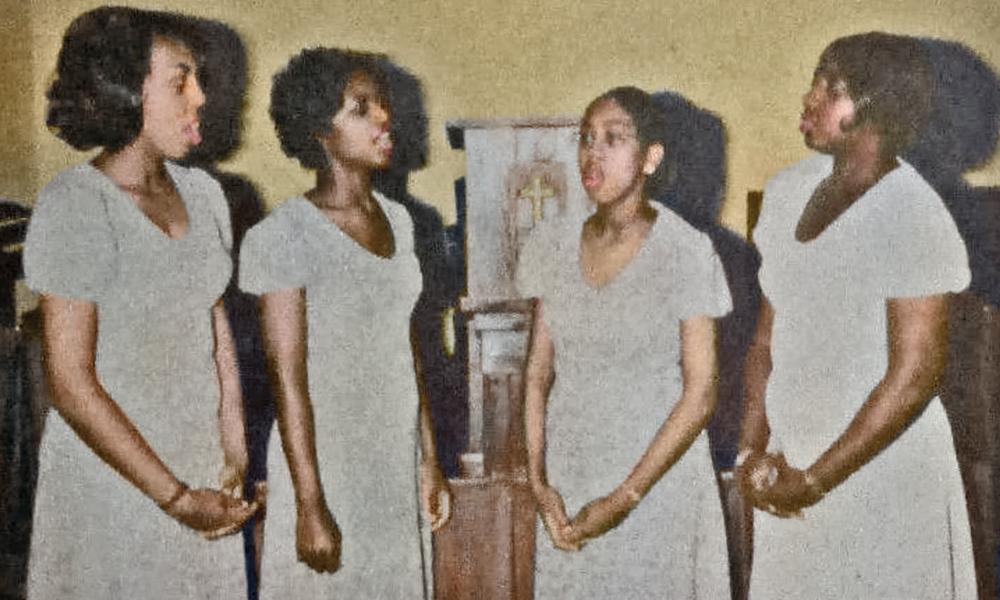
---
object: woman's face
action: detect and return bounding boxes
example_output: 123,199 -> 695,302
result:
577,99 -> 660,206
138,36 -> 205,160
321,71 -> 392,170
800,70 -> 857,153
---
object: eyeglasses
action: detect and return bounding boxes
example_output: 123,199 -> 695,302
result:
576,129 -> 638,152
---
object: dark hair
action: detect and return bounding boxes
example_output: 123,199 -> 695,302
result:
817,32 -> 934,155
269,47 -> 389,170
583,86 -> 668,198
46,6 -> 204,152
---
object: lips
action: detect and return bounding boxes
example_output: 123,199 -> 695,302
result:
799,116 -> 813,134
581,164 -> 603,190
375,130 -> 393,157
183,121 -> 202,146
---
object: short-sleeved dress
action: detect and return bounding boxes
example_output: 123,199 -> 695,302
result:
239,193 -> 425,598
517,202 -> 732,599
751,154 -> 976,599
23,162 -> 245,599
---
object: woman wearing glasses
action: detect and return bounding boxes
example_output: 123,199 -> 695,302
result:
518,86 -> 731,597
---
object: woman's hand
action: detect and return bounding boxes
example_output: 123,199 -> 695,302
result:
755,463 -> 824,515
737,451 -> 817,518
565,486 -> 640,545
163,487 -> 258,539
420,461 -> 452,532
295,501 -> 342,573
533,484 -> 580,552
218,458 -> 248,501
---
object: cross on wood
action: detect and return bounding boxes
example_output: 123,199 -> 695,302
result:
517,175 -> 555,224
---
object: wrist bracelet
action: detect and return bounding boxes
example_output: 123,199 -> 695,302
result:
158,482 -> 188,512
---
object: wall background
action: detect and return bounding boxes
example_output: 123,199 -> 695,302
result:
1,0 -> 998,232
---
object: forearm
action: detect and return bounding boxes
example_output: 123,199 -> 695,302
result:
739,297 -> 774,454
46,367 -> 182,505
259,289 -> 326,509
807,378 -> 933,492
524,300 -> 555,492
622,316 -> 719,497
807,296 -> 948,493
273,381 -> 326,507
739,343 -> 771,453
411,327 -> 441,465
622,384 -> 716,497
41,294 -> 182,505
213,302 -> 247,467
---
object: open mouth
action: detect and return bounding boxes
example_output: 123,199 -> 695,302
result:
375,130 -> 393,156
581,165 -> 603,190
183,121 -> 202,146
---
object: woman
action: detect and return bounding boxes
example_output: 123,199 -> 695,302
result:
239,47 -> 451,597
519,86 -> 731,598
739,32 -> 976,598
24,7 -> 257,599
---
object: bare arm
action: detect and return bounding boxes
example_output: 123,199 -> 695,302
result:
258,287 -> 340,572
258,288 -> 323,509
213,300 -> 247,496
619,315 -> 719,497
807,295 -> 948,491
523,298 -> 577,550
411,321 -> 452,531
524,298 -> 556,494
761,295 -> 950,512
42,294 -> 183,504
738,295 -> 774,456
567,316 -> 719,543
40,293 -> 255,533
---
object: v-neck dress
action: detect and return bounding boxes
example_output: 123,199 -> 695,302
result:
750,154 -> 976,598
239,194 -> 424,598
23,162 -> 244,599
517,203 -> 732,599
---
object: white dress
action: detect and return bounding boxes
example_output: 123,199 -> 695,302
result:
751,154 -> 976,599
239,193 -> 425,598
517,203 -> 732,599
24,162 -> 245,599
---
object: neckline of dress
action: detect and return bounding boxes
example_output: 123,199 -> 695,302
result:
576,202 -> 662,292
796,156 -> 910,246
298,191 -> 398,262
83,161 -> 193,244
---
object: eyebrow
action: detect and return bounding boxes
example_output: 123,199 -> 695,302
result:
581,118 -> 633,129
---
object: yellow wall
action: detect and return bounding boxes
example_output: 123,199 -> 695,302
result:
4,0 -> 1000,232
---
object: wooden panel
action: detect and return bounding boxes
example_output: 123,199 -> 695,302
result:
433,479 -> 535,600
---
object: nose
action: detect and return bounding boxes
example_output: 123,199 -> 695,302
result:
371,101 -> 390,127
802,81 -> 824,110
189,77 -> 206,111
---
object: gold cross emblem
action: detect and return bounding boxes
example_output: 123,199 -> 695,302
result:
517,176 -> 555,224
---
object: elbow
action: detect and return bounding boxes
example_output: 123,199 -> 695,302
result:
684,380 -> 719,429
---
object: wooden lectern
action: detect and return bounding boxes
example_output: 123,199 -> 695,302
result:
433,118 -> 590,600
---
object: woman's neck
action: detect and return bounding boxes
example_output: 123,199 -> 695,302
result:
830,131 -> 898,193
309,162 -> 374,210
592,194 -> 654,240
92,143 -> 169,193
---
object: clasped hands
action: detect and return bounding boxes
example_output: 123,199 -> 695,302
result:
534,483 -> 640,552
161,459 -> 263,540
735,450 -> 824,518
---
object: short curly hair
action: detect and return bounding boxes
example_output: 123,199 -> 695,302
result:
269,47 -> 390,170
46,7 -> 204,152
583,86 -> 669,199
817,32 -> 934,155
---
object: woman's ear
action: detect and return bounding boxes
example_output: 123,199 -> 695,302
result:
643,142 -> 665,176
